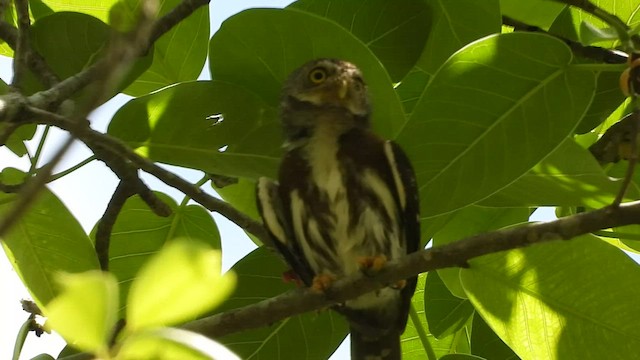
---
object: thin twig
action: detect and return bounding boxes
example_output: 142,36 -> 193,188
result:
0,21 -> 59,88
184,201 -> 640,338
612,110 -> 640,206
46,155 -> 96,182
11,0 -> 31,92
24,106 -> 271,245
95,181 -> 136,271
28,0 -> 211,110
502,15 -> 627,64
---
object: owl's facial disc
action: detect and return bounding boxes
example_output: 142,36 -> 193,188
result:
291,60 -> 370,116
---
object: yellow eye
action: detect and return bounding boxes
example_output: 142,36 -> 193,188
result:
308,67 -> 327,84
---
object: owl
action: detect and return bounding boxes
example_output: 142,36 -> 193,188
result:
257,58 -> 420,360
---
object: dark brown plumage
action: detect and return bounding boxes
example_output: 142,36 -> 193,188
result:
257,59 -> 420,360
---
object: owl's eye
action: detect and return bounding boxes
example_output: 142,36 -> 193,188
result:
308,67 -> 328,84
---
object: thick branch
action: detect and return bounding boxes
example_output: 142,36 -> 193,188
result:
184,201 -> 640,338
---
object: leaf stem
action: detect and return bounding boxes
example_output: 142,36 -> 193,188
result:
46,155 -> 96,182
409,303 -> 437,360
166,173 -> 210,241
29,125 -> 50,175
12,316 -> 33,360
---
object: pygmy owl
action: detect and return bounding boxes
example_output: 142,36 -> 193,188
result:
257,58 -> 420,360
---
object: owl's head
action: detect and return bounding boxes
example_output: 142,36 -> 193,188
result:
281,59 -> 370,116
280,59 -> 371,142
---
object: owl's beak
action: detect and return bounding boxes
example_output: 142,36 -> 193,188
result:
337,79 -> 349,99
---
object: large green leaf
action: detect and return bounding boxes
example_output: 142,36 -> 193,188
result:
122,0 -> 209,96
127,240 -> 235,330
574,68 -> 626,134
397,32 -> 596,217
216,247 -> 348,360
396,0 -> 500,116
29,11 -> 152,97
0,187 -> 99,306
289,0 -> 431,81
480,139 -> 631,208
420,0 -> 501,77
33,0 -> 119,22
461,235 -> 640,359
471,314 -> 519,360
402,273 -> 471,359
97,192 -> 220,315
433,207 -> 530,299
109,81 -> 282,179
500,0 -> 566,29
45,271 -> 119,353
209,8 -> 404,138
424,271 -> 474,339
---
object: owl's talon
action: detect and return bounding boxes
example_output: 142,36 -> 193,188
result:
392,279 -> 407,290
357,255 -> 388,275
311,273 -> 335,293
282,270 -> 304,287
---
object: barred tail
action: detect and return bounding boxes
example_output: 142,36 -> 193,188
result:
350,326 -> 401,360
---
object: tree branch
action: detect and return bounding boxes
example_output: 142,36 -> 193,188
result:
24,106 -> 271,245
28,0 -> 211,110
502,15 -> 627,64
11,0 -> 30,92
183,201 -> 640,339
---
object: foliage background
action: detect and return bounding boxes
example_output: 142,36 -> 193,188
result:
2,0 -> 640,359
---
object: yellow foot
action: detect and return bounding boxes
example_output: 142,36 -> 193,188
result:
282,270 -> 304,287
357,255 -> 388,274
391,279 -> 407,290
311,273 -> 336,293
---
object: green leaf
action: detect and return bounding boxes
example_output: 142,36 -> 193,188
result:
461,235 -> 640,359
424,271 -> 474,339
44,271 -> 119,354
0,187 -> 99,307
216,247 -> 348,359
127,240 -> 235,330
402,273 -> 471,359
97,192 -> 220,316
396,0 -> 500,116
212,178 -> 264,245
35,0 -> 119,22
398,32 -> 595,217
118,328 -> 239,360
108,81 -> 282,179
500,0 -> 566,29
575,69 -> 627,134
549,0 -> 640,45
209,8 -> 404,138
29,11 -> 152,97
122,0 -> 209,96
433,207 -> 530,298
289,0 -> 431,81
471,314 -> 519,360
3,124 -> 36,157
420,0 -> 501,76
440,354 -> 487,360
480,139 -> 630,208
